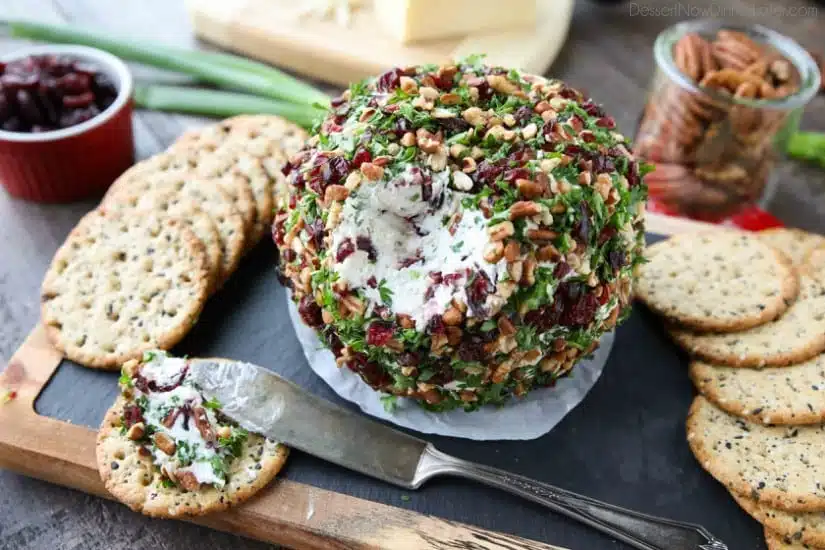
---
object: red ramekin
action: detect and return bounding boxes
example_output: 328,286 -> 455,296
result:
0,44 -> 135,203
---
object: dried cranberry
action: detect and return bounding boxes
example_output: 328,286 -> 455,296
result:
367,322 -> 394,346
397,352 -> 420,367
582,101 -> 606,118
281,161 -> 295,177
56,72 -> 90,94
514,106 -> 533,124
591,154 -> 615,174
399,255 -> 421,268
298,296 -> 323,327
432,72 -> 455,91
322,156 -> 350,186
1,116 -> 23,132
472,160 -> 504,188
123,404 -> 144,428
503,168 -> 530,183
475,80 -> 494,102
306,218 -> 325,250
564,144 -> 584,156
348,353 -> 391,388
58,105 -> 98,128
608,249 -> 626,272
351,148 -> 372,169
16,90 -> 43,125
392,116 -> 412,138
323,329 -> 344,356
560,287 -> 599,327
443,272 -> 463,285
559,87 -> 579,100
599,226 -> 617,245
282,248 -> 297,263
437,116 -> 471,134
0,73 -> 39,90
427,315 -> 446,335
465,271 -> 494,315
574,202 -> 592,243
134,365 -> 189,394
598,285 -> 612,306
356,236 -> 377,261
457,336 -> 486,362
330,95 -> 347,109
335,238 -> 356,262
554,262 -> 572,280
62,91 -> 95,109
596,116 -> 616,129
376,68 -> 403,92
626,161 -> 641,188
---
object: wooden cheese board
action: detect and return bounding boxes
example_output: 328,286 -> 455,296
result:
185,0 -> 576,87
1,212 -> 778,550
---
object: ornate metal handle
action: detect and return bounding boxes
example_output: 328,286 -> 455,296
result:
413,445 -> 727,550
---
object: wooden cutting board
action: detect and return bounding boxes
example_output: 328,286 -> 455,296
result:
186,0 -> 575,87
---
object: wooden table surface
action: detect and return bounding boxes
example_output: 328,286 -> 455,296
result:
0,0 -> 823,548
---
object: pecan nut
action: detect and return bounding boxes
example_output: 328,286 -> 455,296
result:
509,201 -> 542,219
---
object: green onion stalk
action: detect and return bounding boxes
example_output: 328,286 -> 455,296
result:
787,132 -> 825,169
134,84 -> 321,129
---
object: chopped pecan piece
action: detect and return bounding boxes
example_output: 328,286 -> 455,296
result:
153,432 -> 176,456
192,406 -> 216,443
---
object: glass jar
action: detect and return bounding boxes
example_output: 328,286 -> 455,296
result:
635,20 -> 821,220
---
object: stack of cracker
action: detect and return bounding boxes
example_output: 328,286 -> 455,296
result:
40,115 -> 307,370
637,228 -> 825,550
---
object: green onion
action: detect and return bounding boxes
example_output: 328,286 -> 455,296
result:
133,84 -> 324,129
787,132 -> 825,168
5,20 -> 330,108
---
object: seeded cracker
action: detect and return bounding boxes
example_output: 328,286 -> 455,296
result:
97,352 -> 288,518
689,355 -> 825,425
104,187 -> 224,294
173,115 -> 308,243
636,231 -> 799,332
764,529 -> 816,550
732,492 -> 825,549
687,396 -> 825,513
758,228 -> 825,267
107,149 -> 258,244
40,210 -> 209,369
104,171 -> 247,284
804,244 -> 825,284
672,274 -> 825,367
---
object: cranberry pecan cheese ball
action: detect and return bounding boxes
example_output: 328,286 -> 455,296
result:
273,58 -> 648,412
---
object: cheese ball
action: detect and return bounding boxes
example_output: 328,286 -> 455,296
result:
273,58 -> 647,412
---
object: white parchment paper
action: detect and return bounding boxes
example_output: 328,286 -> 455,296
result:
287,295 -> 613,440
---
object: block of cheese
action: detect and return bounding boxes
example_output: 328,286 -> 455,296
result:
374,0 -> 537,44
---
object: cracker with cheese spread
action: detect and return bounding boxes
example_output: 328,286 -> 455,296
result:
96,351 -> 288,518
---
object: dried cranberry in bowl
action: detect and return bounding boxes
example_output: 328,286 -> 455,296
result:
0,54 -> 119,133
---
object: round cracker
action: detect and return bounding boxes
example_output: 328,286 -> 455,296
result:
172,115 -> 308,244
104,187 -> 223,294
687,396 -> 825,513
636,231 -> 799,332
690,355 -> 825,425
765,529 -> 816,550
732,492 -> 825,549
804,244 -> 825,284
104,171 -> 247,284
108,150 -> 258,242
758,228 -> 825,267
97,396 -> 288,518
41,210 -> 209,369
672,274 -> 825,367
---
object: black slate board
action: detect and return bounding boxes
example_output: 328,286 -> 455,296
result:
35,234 -> 764,550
